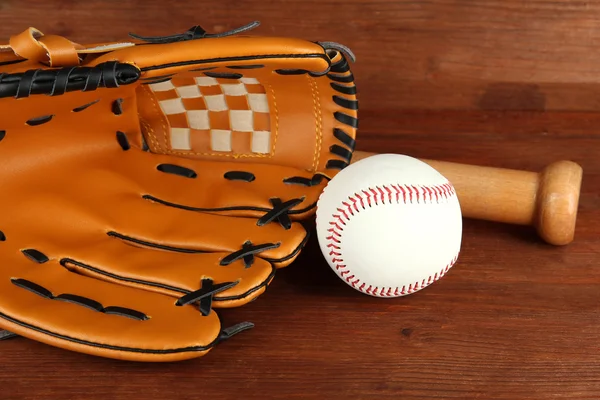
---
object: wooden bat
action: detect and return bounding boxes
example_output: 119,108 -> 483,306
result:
351,151 -> 583,246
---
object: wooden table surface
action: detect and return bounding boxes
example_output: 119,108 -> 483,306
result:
1,1 -> 599,399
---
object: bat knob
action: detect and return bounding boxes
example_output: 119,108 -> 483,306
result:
535,160 -> 583,245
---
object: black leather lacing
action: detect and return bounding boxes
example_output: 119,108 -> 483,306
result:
116,131 -> 130,151
330,57 -> 350,73
334,111 -> 358,128
326,53 -> 354,84
318,41 -> 357,63
224,171 -> 255,182
329,144 -> 353,163
327,73 -> 354,83
112,98 -> 124,115
0,61 -> 140,99
204,72 -> 242,79
26,115 -> 53,126
330,82 -> 356,95
0,59 -> 25,67
11,278 -> 149,321
21,249 -> 49,264
0,330 -> 17,340
129,21 -> 260,44
318,49 -> 357,172
333,95 -> 358,110
73,99 -> 100,112
175,279 -> 238,316
228,64 -> 264,70
283,174 -> 326,187
157,163 -> 197,178
257,198 -> 303,229
189,67 -> 216,72
274,69 -> 309,75
333,127 -> 356,149
217,322 -> 254,343
220,241 -> 280,268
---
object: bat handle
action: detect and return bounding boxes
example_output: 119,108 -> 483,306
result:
351,151 -> 583,245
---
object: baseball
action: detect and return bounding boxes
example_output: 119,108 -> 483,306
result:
316,154 -> 462,297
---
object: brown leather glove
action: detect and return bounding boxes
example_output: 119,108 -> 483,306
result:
0,22 -> 358,361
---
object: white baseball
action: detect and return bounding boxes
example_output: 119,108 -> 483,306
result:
316,154 -> 462,297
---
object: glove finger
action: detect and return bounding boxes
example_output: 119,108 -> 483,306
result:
56,236 -> 275,308
0,254 -> 246,362
106,195 -> 309,268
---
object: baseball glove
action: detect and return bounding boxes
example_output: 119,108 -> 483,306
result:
0,21 -> 358,361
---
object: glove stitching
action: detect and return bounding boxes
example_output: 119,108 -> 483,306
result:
307,75 -> 323,173
158,87 -> 170,153
266,82 -> 279,158
139,85 -> 162,152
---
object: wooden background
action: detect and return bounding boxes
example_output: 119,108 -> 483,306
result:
0,1 -> 599,399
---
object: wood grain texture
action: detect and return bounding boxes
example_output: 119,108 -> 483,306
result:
0,1 -> 599,399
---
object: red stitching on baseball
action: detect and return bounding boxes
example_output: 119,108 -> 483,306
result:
383,185 -> 392,203
435,186 -> 442,202
328,227 -> 341,236
390,184 -> 400,202
404,185 -> 411,203
355,192 -> 365,209
375,187 -> 385,204
337,207 -> 350,220
341,201 -> 355,216
330,221 -> 344,231
326,182 -> 459,297
369,188 -> 379,205
411,185 -> 420,203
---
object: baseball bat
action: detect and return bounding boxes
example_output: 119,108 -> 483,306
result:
351,151 -> 583,246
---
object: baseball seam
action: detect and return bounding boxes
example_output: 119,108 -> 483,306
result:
325,182 -> 460,297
